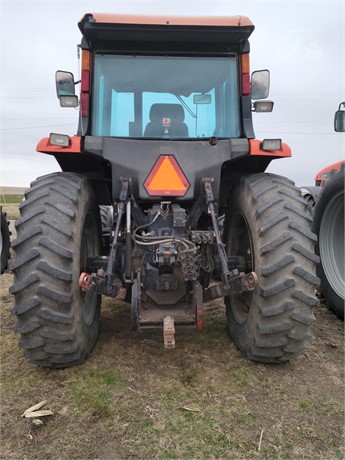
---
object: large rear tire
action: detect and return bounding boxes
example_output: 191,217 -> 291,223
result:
1,207 -> 11,274
224,173 -> 319,363
99,205 -> 113,255
312,169 -> 344,319
10,172 -> 102,367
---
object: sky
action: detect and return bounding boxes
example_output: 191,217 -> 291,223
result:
1,0 -> 344,188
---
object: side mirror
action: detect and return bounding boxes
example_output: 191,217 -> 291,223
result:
251,70 -> 270,100
334,102 -> 345,132
55,70 -> 78,108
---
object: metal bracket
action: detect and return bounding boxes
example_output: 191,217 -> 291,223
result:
79,270 -> 127,299
203,270 -> 259,303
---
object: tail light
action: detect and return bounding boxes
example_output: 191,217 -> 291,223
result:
241,54 -> 250,96
80,50 -> 91,117
80,93 -> 90,117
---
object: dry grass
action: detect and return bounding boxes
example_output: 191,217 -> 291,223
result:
0,271 -> 344,460
1,203 -> 20,220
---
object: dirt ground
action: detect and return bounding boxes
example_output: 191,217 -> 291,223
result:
1,221 -> 344,460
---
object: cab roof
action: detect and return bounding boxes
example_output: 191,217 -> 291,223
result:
80,13 -> 254,27
78,13 -> 255,51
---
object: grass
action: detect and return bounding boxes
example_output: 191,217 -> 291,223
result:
1,192 -> 343,459
1,203 -> 20,220
0,194 -> 23,204
1,194 -> 22,219
1,281 -> 344,459
299,400 -> 313,412
66,368 -> 126,417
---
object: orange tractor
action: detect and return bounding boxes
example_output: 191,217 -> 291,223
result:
303,103 -> 345,319
10,14 -> 319,367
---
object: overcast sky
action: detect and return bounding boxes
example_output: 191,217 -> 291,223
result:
1,0 -> 344,188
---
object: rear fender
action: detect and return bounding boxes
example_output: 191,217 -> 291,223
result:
36,135 -> 112,204
37,136 -> 81,154
249,139 -> 291,158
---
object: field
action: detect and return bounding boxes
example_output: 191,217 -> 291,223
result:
1,195 -> 24,219
0,205 -> 344,459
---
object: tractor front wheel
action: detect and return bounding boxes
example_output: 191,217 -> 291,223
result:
10,172 -> 102,367
224,173 -> 319,363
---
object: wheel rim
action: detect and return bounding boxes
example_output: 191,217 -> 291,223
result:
227,212 -> 254,324
80,212 -> 100,325
319,190 -> 345,300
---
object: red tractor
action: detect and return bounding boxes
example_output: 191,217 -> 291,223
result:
303,103 -> 345,319
314,160 -> 344,187
10,14 -> 318,367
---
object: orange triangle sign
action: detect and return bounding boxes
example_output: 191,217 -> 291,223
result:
144,155 -> 189,196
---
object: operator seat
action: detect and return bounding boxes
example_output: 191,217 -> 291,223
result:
144,103 -> 189,137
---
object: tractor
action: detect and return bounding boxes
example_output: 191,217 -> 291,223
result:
303,103 -> 345,319
10,14 -> 319,367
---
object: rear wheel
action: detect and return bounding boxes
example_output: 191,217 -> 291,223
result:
224,173 -> 319,362
10,172 -> 102,367
99,205 -> 113,254
312,169 -> 344,319
1,207 -> 11,274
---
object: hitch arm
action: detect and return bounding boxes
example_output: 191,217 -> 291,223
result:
79,178 -> 130,299
202,178 -> 231,287
201,178 -> 259,301
106,178 -> 129,280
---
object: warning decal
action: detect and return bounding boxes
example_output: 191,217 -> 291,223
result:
144,155 -> 189,196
